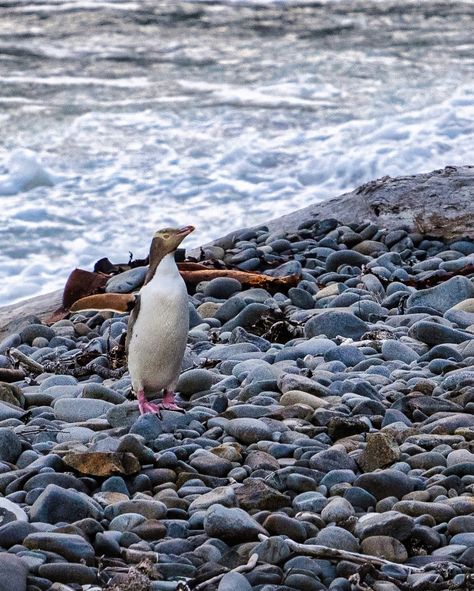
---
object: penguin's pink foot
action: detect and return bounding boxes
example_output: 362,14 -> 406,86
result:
159,390 -> 185,413
137,389 -> 161,416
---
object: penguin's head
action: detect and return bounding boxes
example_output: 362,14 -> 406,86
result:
151,225 -> 195,256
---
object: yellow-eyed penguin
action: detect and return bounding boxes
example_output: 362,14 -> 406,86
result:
70,225 -> 195,415
126,225 -> 195,414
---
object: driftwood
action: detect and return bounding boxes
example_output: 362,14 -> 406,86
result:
0,368 -> 26,382
193,553 -> 259,591
280,538 -> 423,573
8,347 -> 127,380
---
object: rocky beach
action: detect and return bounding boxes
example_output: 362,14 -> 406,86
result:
0,171 -> 474,591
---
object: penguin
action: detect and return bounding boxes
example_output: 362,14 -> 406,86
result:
70,225 -> 195,415
126,225 -> 194,414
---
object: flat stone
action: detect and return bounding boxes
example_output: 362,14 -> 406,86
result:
355,511 -> 415,541
54,397 -> 113,421
24,532 -> 95,565
392,501 -> 456,523
63,451 -> 141,477
305,310 -> 369,340
105,266 -> 147,293
407,276 -> 474,313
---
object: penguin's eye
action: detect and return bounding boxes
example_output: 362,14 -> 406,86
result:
163,233 -> 170,239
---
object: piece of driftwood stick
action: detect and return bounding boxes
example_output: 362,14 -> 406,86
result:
193,553 -> 259,591
179,269 -> 299,291
8,347 -> 126,380
8,348 -> 45,373
276,538 -> 423,573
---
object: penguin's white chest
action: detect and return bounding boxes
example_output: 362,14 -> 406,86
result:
127,255 -> 189,394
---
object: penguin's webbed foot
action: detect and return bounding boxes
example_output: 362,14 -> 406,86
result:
159,390 -> 185,413
137,389 -> 162,416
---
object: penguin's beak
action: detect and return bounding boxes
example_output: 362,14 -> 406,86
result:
174,225 -> 195,246
176,225 -> 195,237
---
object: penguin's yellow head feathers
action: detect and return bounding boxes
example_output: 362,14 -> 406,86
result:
152,225 -> 195,255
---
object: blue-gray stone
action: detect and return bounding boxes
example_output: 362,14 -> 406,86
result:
406,276 -> 474,313
105,266 -> 147,293
305,311 -> 368,340
204,277 -> 242,298
409,321 -> 474,345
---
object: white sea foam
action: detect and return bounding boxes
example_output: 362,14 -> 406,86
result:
0,150 -> 62,196
0,0 -> 473,305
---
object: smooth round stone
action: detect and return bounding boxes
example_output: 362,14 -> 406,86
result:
217,571 -> 252,591
353,240 -> 388,255
320,470 -> 356,488
204,277 -> 242,298
20,324 -> 55,344
30,484 -> 100,524
305,311 -> 368,340
407,276 -> 474,314
450,533 -> 474,547
448,516 -> 474,535
23,532 -> 96,565
310,448 -> 358,472
38,563 -> 97,585
0,428 -> 22,463
325,346 -> 364,367
354,470 -> 415,501
408,320 -> 474,345
57,427 -> 95,443
263,513 -> 306,542
204,504 -> 266,543
293,492 -> 328,513
355,511 -> 414,541
391,500 -> 456,523
381,340 -> 419,364
289,287 -> 315,309
189,451 -> 232,477
361,536 -> 408,563
321,497 -> 355,523
81,383 -> 125,404
53,397 -> 113,421
224,418 -> 273,444
0,553 -> 28,591
109,513 -> 147,531
447,449 -> 474,466
280,390 -> 329,410
105,266 -> 147,293
314,525 -> 359,552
